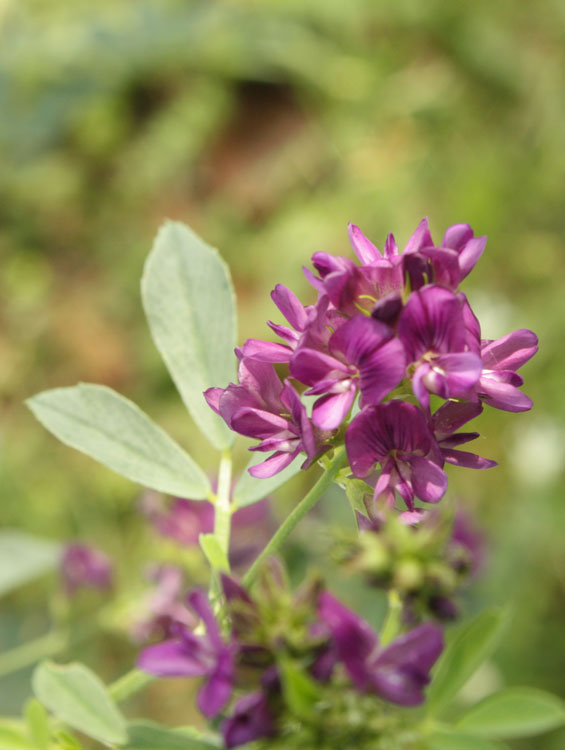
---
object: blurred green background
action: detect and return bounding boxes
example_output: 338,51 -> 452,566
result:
1,1 -> 564,746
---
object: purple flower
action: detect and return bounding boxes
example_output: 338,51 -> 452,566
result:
398,286 -> 483,409
205,356 -> 285,429
222,690 -> 277,748
478,329 -> 538,412
402,221 -> 487,291
132,564 -> 196,643
431,401 -> 497,470
138,589 -> 235,718
318,592 -> 443,706
60,543 -> 113,596
346,401 -> 448,510
235,379 -> 323,478
290,315 -> 406,429
141,495 -> 214,546
140,492 -> 273,569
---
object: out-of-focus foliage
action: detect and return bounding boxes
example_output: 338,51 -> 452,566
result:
0,1 -> 563,745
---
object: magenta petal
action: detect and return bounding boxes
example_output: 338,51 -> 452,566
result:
248,450 -> 298,478
290,348 -> 349,386
348,223 -> 382,265
197,661 -> 233,718
271,284 -> 309,330
412,365 -> 430,410
312,389 -> 356,430
442,448 -> 498,469
481,329 -> 539,371
409,456 -> 447,503
204,387 -> 223,415
231,408 -> 291,439
267,321 -> 300,345
479,377 -> 533,412
427,352 -> 483,398
458,235 -> 487,279
240,339 -> 293,363
137,639 -> 206,677
404,218 -> 433,255
432,400 -> 483,437
359,338 -> 406,405
330,315 -> 393,365
442,223 -> 474,252
398,286 -> 467,360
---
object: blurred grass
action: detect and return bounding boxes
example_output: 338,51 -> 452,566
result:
0,0 -> 564,744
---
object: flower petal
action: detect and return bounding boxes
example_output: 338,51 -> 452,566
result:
348,223 -> 382,265
137,638 -> 207,677
312,389 -> 356,430
271,284 -> 309,331
442,448 -> 497,469
248,450 -> 299,478
240,339 -> 293,363
481,329 -> 539,371
478,377 -> 533,412
409,456 -> 448,504
290,348 -> 349,386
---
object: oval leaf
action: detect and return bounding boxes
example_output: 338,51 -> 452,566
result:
427,728 -> 506,750
142,221 -> 236,450
33,661 -> 127,746
125,722 -> 221,749
232,453 -> 301,509
427,609 -> 507,717
456,687 -> 565,738
27,384 -> 210,499
0,531 -> 60,597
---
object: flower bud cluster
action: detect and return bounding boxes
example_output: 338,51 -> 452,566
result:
338,509 -> 484,622
206,220 -> 538,512
137,560 -> 443,748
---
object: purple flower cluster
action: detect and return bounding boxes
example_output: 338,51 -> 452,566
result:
138,572 -> 443,748
206,220 -> 538,511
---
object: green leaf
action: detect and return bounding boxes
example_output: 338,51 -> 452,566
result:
25,699 -> 50,750
27,384 -> 210,499
426,728 -> 506,749
199,533 -> 230,572
232,453 -> 302,509
427,609 -> 507,717
456,687 -> 565,738
32,661 -> 127,746
279,659 -> 320,719
125,721 -> 221,749
343,477 -> 372,517
142,221 -> 236,451
53,730 -> 82,750
0,531 -> 60,597
0,721 -> 34,750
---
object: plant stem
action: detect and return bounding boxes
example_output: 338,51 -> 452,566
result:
380,590 -> 403,645
214,451 -> 233,561
108,668 -> 154,703
243,446 -> 347,587
0,629 -> 68,679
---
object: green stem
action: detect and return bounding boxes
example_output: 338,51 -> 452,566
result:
380,590 -> 403,645
243,446 -> 347,587
108,668 -> 154,703
0,629 -> 68,679
214,451 -> 233,561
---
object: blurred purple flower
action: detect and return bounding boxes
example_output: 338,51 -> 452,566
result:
138,589 -> 235,718
131,564 -> 196,643
318,592 -> 443,706
222,691 -> 277,749
346,401 -> 447,509
60,543 -> 113,596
